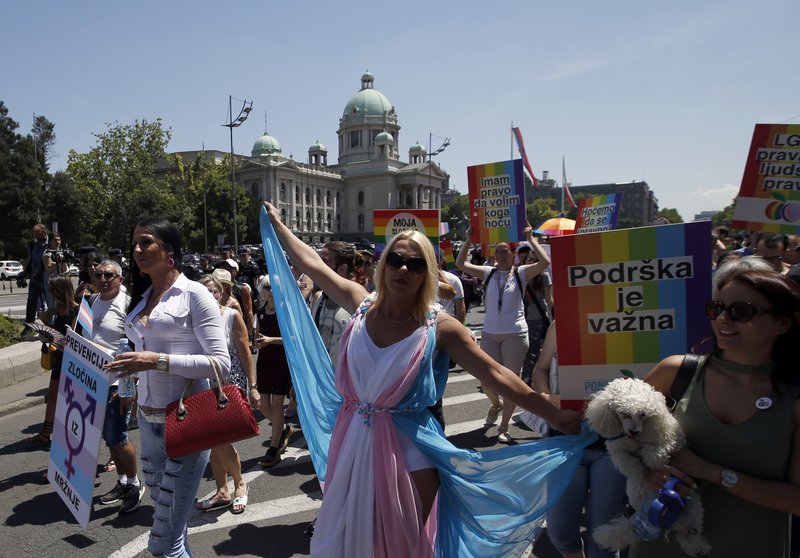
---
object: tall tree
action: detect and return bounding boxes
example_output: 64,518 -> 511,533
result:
526,197 -> 560,230
441,194 -> 470,239
32,114 -> 56,172
656,207 -> 684,224
67,119 -> 174,249
0,101 -> 46,258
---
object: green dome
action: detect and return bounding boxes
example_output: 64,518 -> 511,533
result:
309,139 -> 327,152
251,133 -> 282,157
375,131 -> 394,142
343,74 -> 393,118
409,141 -> 426,152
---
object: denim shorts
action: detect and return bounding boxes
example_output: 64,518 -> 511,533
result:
102,386 -> 130,448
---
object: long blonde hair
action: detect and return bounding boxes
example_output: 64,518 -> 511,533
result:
372,230 -> 439,325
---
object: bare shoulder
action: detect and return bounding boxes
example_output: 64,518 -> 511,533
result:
435,311 -> 467,343
644,354 -> 687,395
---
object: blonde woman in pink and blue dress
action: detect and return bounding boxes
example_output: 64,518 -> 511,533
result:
261,203 -> 594,558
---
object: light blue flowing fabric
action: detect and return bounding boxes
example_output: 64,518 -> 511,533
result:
259,207 -> 597,557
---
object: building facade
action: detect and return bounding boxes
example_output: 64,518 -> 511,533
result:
164,73 -> 450,244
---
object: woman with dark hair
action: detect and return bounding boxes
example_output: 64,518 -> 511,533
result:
633,263 -> 800,557
24,275 -> 79,445
108,217 -> 230,557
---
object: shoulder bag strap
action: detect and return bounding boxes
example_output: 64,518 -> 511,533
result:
666,353 -> 702,411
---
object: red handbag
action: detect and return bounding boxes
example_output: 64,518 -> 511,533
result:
165,355 -> 260,458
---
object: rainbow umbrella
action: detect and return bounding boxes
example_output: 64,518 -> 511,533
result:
535,217 -> 576,236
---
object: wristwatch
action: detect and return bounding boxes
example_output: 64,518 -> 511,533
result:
156,353 -> 169,372
720,468 -> 738,488
250,383 -> 258,390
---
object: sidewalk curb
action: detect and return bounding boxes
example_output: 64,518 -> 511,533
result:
0,394 -> 45,418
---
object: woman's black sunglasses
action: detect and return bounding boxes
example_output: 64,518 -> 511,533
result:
385,252 -> 427,274
705,300 -> 772,323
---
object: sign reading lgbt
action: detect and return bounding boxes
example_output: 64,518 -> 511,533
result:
467,159 -> 527,244
373,209 -> 439,251
575,193 -> 622,233
550,221 -> 712,410
48,328 -> 112,528
732,123 -> 800,233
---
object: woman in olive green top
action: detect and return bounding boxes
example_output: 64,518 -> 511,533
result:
631,264 -> 800,558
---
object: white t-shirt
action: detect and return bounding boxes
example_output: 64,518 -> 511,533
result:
90,291 -> 130,351
480,265 -> 530,335
438,270 -> 464,318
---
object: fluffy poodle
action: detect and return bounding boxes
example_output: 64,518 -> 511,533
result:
585,377 -> 710,557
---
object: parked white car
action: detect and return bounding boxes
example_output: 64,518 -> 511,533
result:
0,260 -> 23,280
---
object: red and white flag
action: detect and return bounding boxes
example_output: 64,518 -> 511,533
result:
512,127 -> 538,187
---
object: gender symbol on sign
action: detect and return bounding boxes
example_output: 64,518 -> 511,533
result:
61,376 -> 97,479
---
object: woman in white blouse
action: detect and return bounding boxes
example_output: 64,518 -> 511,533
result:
108,217 -> 230,558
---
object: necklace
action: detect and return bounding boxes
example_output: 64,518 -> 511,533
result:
378,308 -> 414,324
709,355 -> 774,375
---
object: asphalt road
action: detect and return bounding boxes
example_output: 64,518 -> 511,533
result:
0,304 -> 571,558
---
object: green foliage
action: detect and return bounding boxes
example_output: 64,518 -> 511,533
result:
163,153 -> 249,253
0,101 -> 47,258
67,119 -> 174,250
526,198 -> 560,229
0,315 -> 23,349
656,207 -> 684,224
712,201 -> 735,227
441,194 -> 470,239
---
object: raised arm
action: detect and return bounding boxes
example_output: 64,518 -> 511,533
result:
521,226 -> 551,281
437,312 -> 581,433
455,226 -> 488,280
264,202 -> 367,314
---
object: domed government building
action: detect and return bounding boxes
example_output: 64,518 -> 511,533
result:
165,72 -> 451,244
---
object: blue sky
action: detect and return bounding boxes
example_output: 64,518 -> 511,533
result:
4,0 -> 798,221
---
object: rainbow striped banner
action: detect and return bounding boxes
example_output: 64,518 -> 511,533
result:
439,240 -> 455,270
550,221 -> 712,410
733,123 -> 800,233
373,209 -> 440,252
467,159 -> 527,245
575,193 -> 622,234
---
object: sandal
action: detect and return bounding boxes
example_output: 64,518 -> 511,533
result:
485,404 -> 503,426
231,487 -> 248,515
25,420 -> 53,446
103,459 -> 116,473
195,495 -> 232,512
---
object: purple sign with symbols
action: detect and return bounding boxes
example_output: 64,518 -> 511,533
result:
47,329 -> 112,529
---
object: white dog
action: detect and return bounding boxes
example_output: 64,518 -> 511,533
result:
585,378 -> 710,557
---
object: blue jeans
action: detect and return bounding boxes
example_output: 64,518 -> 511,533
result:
102,387 -> 130,447
547,448 -> 627,558
138,409 -> 210,558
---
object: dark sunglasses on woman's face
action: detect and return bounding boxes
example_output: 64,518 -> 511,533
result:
94,271 -> 119,280
705,300 -> 772,323
385,251 -> 427,274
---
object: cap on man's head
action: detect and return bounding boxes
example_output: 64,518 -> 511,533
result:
224,258 -> 239,271
211,268 -> 233,285
238,246 -> 250,255
108,248 -> 123,257
517,241 -> 532,253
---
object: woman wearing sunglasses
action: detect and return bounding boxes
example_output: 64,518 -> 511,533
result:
631,262 -> 800,558
455,226 -> 552,443
263,202 -> 587,557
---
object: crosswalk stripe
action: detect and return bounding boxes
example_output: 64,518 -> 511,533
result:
108,380 -> 512,558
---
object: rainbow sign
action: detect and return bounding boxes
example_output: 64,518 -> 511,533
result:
575,193 -> 622,234
733,123 -> 800,233
373,209 -> 440,252
550,221 -> 712,410
439,240 -> 455,270
467,159 -> 527,245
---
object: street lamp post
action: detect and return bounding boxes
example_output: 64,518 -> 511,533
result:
222,95 -> 253,252
428,132 -> 450,209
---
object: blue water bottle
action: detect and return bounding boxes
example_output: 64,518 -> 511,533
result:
633,477 -> 686,540
115,337 -> 136,398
